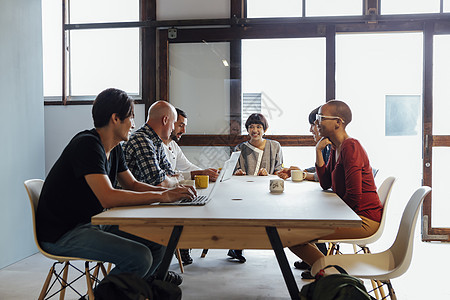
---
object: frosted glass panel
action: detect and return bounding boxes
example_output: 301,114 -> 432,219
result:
432,148 -> 450,227
70,0 -> 139,23
433,35 -> 450,135
336,33 -> 423,194
247,0 -> 302,18
306,0 -> 362,17
381,0 -> 439,14
157,0 -> 230,20
385,95 -> 421,136
181,145 -> 319,172
169,43 -> 230,134
70,28 -> 140,96
242,38 -> 325,135
180,146 -> 231,170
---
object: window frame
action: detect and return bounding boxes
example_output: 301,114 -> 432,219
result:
53,0 -> 450,241
155,3 -> 450,243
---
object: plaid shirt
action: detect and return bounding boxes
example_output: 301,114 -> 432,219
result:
123,123 -> 175,185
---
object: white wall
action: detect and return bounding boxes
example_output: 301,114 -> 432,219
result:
44,104 -> 146,174
0,0 -> 45,268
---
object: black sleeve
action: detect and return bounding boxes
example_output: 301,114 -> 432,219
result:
71,136 -> 107,178
116,144 -> 128,173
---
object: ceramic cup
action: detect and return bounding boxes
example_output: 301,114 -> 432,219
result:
269,178 -> 284,193
194,175 -> 209,189
291,169 -> 307,182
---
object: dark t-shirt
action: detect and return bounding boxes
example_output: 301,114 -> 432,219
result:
36,129 -> 128,243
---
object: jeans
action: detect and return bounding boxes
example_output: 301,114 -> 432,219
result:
41,223 -> 165,279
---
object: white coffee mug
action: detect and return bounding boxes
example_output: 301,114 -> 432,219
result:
270,179 -> 284,193
291,169 -> 307,182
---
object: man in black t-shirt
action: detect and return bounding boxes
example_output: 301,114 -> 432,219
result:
36,88 -> 195,283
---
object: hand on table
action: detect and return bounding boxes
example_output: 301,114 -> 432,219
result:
160,185 -> 197,203
275,166 -> 300,180
234,169 -> 246,176
257,168 -> 268,176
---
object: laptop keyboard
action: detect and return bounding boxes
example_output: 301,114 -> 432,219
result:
179,195 -> 208,205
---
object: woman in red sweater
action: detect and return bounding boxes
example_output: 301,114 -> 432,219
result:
290,100 -> 382,278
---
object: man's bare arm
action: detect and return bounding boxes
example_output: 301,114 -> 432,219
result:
85,173 -> 196,208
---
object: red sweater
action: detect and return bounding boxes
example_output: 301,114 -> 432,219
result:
316,138 -> 382,222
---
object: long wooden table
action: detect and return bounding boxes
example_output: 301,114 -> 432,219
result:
92,176 -> 361,299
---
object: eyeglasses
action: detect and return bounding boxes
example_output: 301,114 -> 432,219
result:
316,114 -> 345,123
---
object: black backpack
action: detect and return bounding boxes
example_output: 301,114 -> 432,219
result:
300,265 -> 376,300
94,272 -> 181,300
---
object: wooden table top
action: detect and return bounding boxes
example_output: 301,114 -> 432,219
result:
92,175 -> 361,229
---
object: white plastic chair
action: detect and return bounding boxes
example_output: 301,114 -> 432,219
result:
24,179 -> 108,300
317,176 -> 397,299
320,176 -> 397,255
311,186 -> 431,300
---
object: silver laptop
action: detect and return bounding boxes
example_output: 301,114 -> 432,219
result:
159,151 -> 241,206
219,150 -> 241,182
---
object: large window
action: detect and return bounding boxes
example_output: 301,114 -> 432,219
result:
431,35 -> 450,228
242,38 -> 325,135
69,28 -> 140,96
247,0 -> 303,17
42,0 -> 450,241
306,0 -> 362,17
381,0 -> 440,14
336,32 -> 423,231
42,0 -> 62,97
42,0 -> 140,100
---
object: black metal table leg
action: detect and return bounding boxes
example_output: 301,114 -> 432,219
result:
266,226 -> 300,300
155,225 -> 183,280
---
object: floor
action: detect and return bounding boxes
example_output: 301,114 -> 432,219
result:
2,175 -> 450,299
0,240 -> 449,300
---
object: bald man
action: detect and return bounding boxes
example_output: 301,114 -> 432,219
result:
123,100 -> 181,187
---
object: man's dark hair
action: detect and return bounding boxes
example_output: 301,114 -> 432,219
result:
92,88 -> 134,128
175,108 -> 187,119
245,113 -> 269,131
308,106 -> 321,125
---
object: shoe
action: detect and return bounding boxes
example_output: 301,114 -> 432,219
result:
165,271 -> 183,286
301,270 -> 315,280
179,248 -> 193,265
227,249 -> 246,263
294,260 -> 311,270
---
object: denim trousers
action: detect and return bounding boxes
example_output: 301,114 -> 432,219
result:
40,223 -> 166,279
